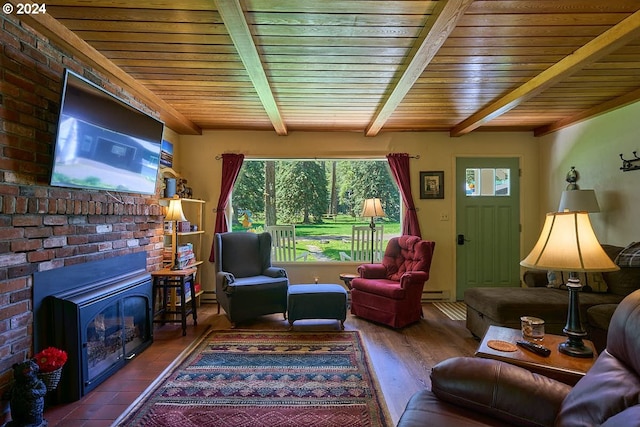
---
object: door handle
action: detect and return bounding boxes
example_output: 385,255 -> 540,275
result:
457,234 -> 470,245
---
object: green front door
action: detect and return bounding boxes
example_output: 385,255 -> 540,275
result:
455,157 -> 521,301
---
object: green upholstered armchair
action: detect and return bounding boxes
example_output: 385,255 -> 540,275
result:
214,232 -> 289,327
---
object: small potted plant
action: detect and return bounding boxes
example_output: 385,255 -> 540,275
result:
33,347 -> 68,392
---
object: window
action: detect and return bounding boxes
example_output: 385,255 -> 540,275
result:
465,168 -> 511,196
231,159 -> 401,262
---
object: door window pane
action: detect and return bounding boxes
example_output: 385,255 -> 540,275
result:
465,168 -> 479,196
495,168 -> 510,196
480,169 -> 496,195
466,168 -> 511,197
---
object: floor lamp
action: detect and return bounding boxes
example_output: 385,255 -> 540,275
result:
165,196 -> 186,270
520,211 -> 619,357
361,198 -> 385,264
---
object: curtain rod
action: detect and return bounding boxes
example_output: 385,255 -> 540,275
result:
215,154 -> 420,160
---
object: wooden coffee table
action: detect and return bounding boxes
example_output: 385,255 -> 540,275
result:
476,325 -> 597,385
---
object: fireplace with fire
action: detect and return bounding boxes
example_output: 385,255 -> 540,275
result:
34,252 -> 153,402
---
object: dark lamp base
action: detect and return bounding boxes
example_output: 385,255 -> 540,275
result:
558,339 -> 594,358
171,254 -> 181,270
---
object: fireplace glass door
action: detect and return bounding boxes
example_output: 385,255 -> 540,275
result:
86,301 -> 122,383
85,295 -> 150,386
123,295 -> 150,355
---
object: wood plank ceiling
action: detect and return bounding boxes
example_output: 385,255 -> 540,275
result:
16,1 -> 640,137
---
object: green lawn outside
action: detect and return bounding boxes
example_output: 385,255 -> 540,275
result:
231,214 -> 400,261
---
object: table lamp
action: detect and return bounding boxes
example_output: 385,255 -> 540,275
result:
557,189 -> 601,291
361,198 -> 385,263
520,211 -> 619,357
165,195 -> 186,270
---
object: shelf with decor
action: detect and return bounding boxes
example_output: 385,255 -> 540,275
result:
160,197 -> 206,305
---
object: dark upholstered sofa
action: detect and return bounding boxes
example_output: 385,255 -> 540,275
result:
397,289 -> 640,427
464,244 -> 640,352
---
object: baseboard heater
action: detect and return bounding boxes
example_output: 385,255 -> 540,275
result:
421,290 -> 451,302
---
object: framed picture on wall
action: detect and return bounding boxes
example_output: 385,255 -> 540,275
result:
420,171 -> 444,199
160,140 -> 174,167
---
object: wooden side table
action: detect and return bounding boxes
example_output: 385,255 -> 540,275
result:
476,325 -> 597,385
151,267 -> 198,336
339,273 -> 358,307
339,273 -> 358,289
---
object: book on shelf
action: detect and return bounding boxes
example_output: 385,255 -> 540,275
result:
177,243 -> 193,253
170,280 -> 203,304
163,243 -> 195,266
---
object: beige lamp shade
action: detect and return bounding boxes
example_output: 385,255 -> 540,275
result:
558,189 -> 600,213
165,196 -> 186,222
361,198 -> 385,218
520,211 -> 618,273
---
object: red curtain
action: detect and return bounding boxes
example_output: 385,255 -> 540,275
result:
387,153 -> 421,238
209,153 -> 244,261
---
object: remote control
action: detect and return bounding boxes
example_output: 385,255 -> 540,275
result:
516,340 -> 551,357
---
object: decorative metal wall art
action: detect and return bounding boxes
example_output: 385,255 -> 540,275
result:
620,151 -> 640,172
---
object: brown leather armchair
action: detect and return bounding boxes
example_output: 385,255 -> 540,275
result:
397,289 -> 640,427
350,236 -> 435,328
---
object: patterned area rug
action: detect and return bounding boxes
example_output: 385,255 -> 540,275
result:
114,330 -> 390,427
432,301 -> 467,321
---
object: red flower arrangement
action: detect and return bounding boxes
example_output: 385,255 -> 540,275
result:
33,347 -> 68,373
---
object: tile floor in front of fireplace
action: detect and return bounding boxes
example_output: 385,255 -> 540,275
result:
42,303 -> 222,427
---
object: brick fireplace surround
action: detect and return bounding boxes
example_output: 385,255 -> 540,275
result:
0,12 -> 166,413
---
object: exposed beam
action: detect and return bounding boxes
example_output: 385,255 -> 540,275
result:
11,3 -> 201,135
450,9 -> 640,137
215,0 -> 287,136
534,86 -> 640,137
364,0 -> 474,137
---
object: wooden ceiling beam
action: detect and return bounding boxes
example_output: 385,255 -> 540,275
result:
450,9 -> 640,137
534,86 -> 640,136
215,0 -> 287,136
10,3 -> 201,135
365,0 -> 474,137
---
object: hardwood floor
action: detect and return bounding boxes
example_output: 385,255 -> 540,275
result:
35,303 -> 478,426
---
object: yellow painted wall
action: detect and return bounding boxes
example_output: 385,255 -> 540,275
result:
538,101 -> 640,246
173,130 -> 540,301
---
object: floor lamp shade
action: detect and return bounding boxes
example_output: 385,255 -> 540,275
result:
362,198 -> 385,264
361,198 -> 386,219
520,211 -> 618,357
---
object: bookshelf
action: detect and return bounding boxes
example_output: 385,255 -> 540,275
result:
161,198 -> 206,305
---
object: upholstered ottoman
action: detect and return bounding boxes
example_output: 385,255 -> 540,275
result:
287,284 -> 347,329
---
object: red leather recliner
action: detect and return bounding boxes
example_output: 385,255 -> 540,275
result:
350,235 -> 435,328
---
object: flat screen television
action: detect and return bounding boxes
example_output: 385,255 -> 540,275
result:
50,69 -> 164,195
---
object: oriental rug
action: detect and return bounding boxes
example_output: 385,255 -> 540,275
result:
113,330 -> 391,427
